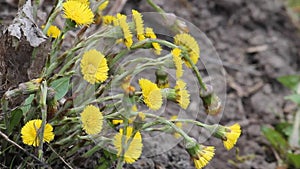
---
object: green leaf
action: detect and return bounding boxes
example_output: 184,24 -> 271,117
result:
277,75 -> 300,92
261,126 -> 289,155
275,122 -> 293,138
82,145 -> 102,158
7,109 -> 23,134
20,94 -> 34,114
285,94 -> 300,105
50,77 -> 70,100
287,153 -> 300,168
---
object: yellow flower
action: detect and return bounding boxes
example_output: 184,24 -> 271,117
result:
42,25 -> 61,39
63,0 -> 94,26
132,10 -> 145,41
98,0 -> 109,11
139,78 -> 163,110
145,27 -> 156,39
102,15 -> 116,25
80,105 -> 103,135
152,43 -> 162,55
223,123 -> 241,150
174,33 -> 200,67
21,119 -> 54,147
170,115 -> 182,138
70,0 -> 90,5
193,145 -> 215,169
172,48 -> 183,78
116,13 -> 133,48
175,80 -> 190,109
145,27 -> 162,55
113,126 -> 143,163
112,119 -> 123,125
80,49 -> 109,84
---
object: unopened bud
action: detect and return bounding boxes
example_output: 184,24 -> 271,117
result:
155,69 -> 169,89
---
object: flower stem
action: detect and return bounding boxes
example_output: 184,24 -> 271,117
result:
182,54 -> 207,91
146,0 -> 165,14
38,81 -> 48,161
143,113 -> 191,140
43,0 -> 63,35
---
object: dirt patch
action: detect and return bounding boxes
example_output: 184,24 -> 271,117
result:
125,0 -> 300,168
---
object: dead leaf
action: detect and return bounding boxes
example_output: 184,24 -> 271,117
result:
6,0 -> 46,47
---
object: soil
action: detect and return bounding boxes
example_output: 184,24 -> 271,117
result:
126,0 -> 300,169
1,0 -> 300,169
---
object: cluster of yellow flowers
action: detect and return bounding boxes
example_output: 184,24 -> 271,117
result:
17,1 -> 243,168
102,10 -> 162,54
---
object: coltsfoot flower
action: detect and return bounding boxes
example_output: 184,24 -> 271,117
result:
113,126 -> 143,163
80,49 -> 109,84
116,13 -> 133,48
145,27 -> 162,55
175,80 -> 190,109
80,105 -> 103,135
172,48 -> 183,78
212,123 -> 242,150
174,33 -> 200,67
21,119 -> 54,147
186,141 -> 215,169
139,78 -> 163,110
132,10 -> 145,41
102,15 -> 116,25
223,123 -> 241,150
112,119 -> 123,125
43,25 -> 61,38
63,0 -> 94,26
193,145 -> 215,169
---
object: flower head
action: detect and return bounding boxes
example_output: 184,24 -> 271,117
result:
112,119 -> 123,125
175,80 -> 190,109
21,119 -> 54,147
113,126 -> 143,163
174,33 -> 200,67
145,27 -> 162,55
139,78 -> 163,110
223,123 -> 241,150
172,48 -> 183,78
102,15 -> 116,25
43,25 -> 61,39
186,141 -> 215,169
63,0 -> 94,26
80,49 -> 109,84
132,10 -> 145,41
80,105 -> 103,135
193,145 -> 215,169
116,13 -> 133,48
